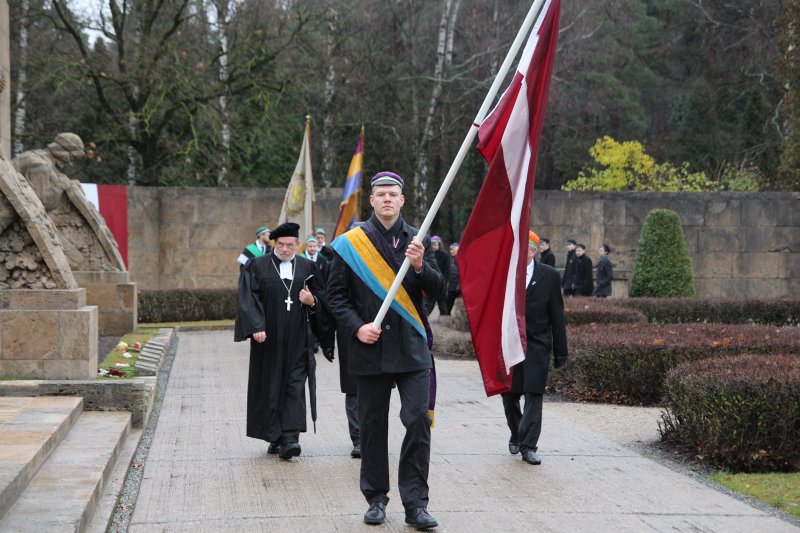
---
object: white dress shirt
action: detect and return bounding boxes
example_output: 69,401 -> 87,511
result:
526,259 -> 535,287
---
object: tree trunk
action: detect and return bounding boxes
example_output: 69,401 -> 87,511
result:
216,0 -> 231,187
12,0 -> 28,156
321,7 -> 338,189
412,0 -> 460,212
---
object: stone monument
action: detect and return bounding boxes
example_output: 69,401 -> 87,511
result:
0,0 -> 9,159
0,159 -> 98,379
13,134 -> 137,335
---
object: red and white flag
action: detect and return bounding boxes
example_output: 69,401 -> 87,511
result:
457,0 -> 560,396
80,183 -> 129,267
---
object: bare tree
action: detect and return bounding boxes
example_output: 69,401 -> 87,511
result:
12,0 -> 28,156
412,0 -> 461,210
48,0 -> 307,185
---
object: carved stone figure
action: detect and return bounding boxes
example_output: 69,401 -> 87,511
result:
0,159 -> 76,289
12,133 -> 125,272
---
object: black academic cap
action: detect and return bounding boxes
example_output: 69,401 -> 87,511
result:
270,222 -> 300,240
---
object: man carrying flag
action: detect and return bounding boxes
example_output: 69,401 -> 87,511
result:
457,0 -> 561,397
501,230 -> 567,465
327,171 -> 445,530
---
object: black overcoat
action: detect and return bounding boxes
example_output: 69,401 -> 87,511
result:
573,254 -> 594,296
510,262 -> 568,394
593,255 -> 614,297
234,254 -> 328,442
539,249 -> 556,267
561,249 -> 576,290
327,215 -> 446,376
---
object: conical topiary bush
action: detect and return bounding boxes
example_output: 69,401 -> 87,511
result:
629,208 -> 696,297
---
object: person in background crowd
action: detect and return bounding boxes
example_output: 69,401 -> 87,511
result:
572,243 -> 593,296
237,226 -> 271,268
538,237 -> 555,267
302,235 -> 335,362
302,236 -> 326,266
502,230 -> 567,466
424,236 -> 452,317
446,243 -> 461,314
315,227 -> 335,261
593,243 -> 614,298
561,239 -> 577,296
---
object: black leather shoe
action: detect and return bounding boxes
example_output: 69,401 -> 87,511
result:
508,441 -> 520,455
521,449 -> 541,465
267,442 -> 280,454
363,501 -> 386,525
351,445 -> 361,458
405,507 -> 438,530
279,442 -> 301,460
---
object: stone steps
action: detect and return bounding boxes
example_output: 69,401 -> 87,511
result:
0,396 -> 84,518
0,410 -> 132,532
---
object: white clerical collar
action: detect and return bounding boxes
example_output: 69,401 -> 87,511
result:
526,260 -> 535,287
276,254 -> 295,280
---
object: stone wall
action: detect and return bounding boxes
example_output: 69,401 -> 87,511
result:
531,191 -> 799,298
127,188 -> 799,297
128,186 -> 343,289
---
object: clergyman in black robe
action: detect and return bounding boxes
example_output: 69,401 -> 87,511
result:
234,222 -> 328,460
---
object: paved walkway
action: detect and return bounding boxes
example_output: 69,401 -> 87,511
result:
129,331 -> 799,532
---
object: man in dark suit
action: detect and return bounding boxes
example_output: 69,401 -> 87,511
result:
561,238 -> 577,296
328,171 -> 445,530
502,230 -> 568,465
572,243 -> 594,296
538,237 -> 556,267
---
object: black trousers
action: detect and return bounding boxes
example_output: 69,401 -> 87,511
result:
345,393 -> 360,446
445,291 -> 460,314
501,392 -> 543,452
356,370 -> 431,511
265,352 -> 307,445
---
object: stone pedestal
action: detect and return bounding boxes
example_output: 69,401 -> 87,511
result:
73,271 -> 137,336
0,289 -> 98,379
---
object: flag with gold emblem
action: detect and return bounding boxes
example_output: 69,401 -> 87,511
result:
279,116 -> 315,239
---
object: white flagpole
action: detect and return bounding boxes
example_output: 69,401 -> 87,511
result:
373,0 -> 548,328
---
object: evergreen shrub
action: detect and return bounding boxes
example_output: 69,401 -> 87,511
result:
564,323 -> 800,404
661,354 -> 800,472
629,209 -> 695,297
614,297 -> 800,326
139,288 -> 237,323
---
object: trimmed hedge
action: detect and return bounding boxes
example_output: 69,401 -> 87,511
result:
139,288 -> 237,323
661,354 -> 800,472
563,323 -> 800,405
448,296 -> 647,333
564,298 -> 647,325
613,297 -> 800,326
629,209 -> 695,297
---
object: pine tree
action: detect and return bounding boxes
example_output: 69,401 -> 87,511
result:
629,209 -> 695,297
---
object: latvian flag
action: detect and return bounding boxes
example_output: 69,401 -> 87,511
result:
80,183 -> 129,267
457,0 -> 560,396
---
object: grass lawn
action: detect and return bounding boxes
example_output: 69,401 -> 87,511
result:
145,319 -> 234,328
97,326 -> 164,379
96,321 -> 233,379
711,471 -> 800,519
